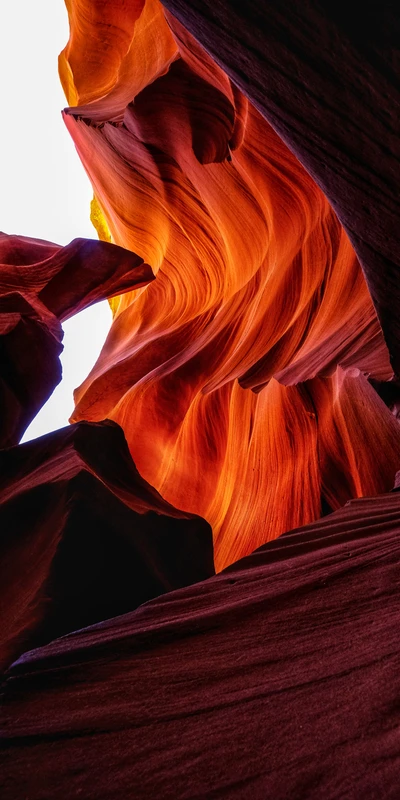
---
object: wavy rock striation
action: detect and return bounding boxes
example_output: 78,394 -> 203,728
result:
60,0 -> 400,568
160,0 -> 400,376
1,3 -> 400,798
0,233 -> 153,447
2,486 -> 400,798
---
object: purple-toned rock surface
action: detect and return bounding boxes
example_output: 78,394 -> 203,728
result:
2,487 -> 400,798
0,233 -> 153,446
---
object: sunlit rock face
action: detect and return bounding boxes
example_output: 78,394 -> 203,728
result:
0,233 -> 153,447
3,486 -> 400,799
161,0 -> 400,378
0,420 -> 214,672
60,0 -> 400,569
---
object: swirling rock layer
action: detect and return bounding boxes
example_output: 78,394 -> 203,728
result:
1,2 -> 400,798
0,420 -> 214,671
60,0 -> 400,568
0,233 -> 153,446
161,0 -> 400,375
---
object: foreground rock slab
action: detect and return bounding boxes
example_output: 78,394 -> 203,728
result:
2,486 -> 400,798
0,420 -> 214,671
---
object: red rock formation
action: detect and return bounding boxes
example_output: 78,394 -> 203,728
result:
0,233 -> 153,446
0,290 -> 62,448
160,0 -> 400,376
59,0 -> 177,120
3,486 -> 400,798
0,420 -> 213,671
59,0 -> 400,568
1,2 -> 400,798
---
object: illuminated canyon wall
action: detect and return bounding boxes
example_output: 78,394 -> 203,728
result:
59,0 -> 400,570
2,1 -> 400,798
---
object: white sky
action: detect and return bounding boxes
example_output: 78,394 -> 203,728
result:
0,0 -> 112,442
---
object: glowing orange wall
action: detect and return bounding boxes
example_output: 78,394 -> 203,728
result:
60,0 -> 400,569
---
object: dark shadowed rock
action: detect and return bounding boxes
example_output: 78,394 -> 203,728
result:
2,487 -> 400,798
0,233 -> 153,446
0,420 -> 214,671
0,293 -> 63,448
